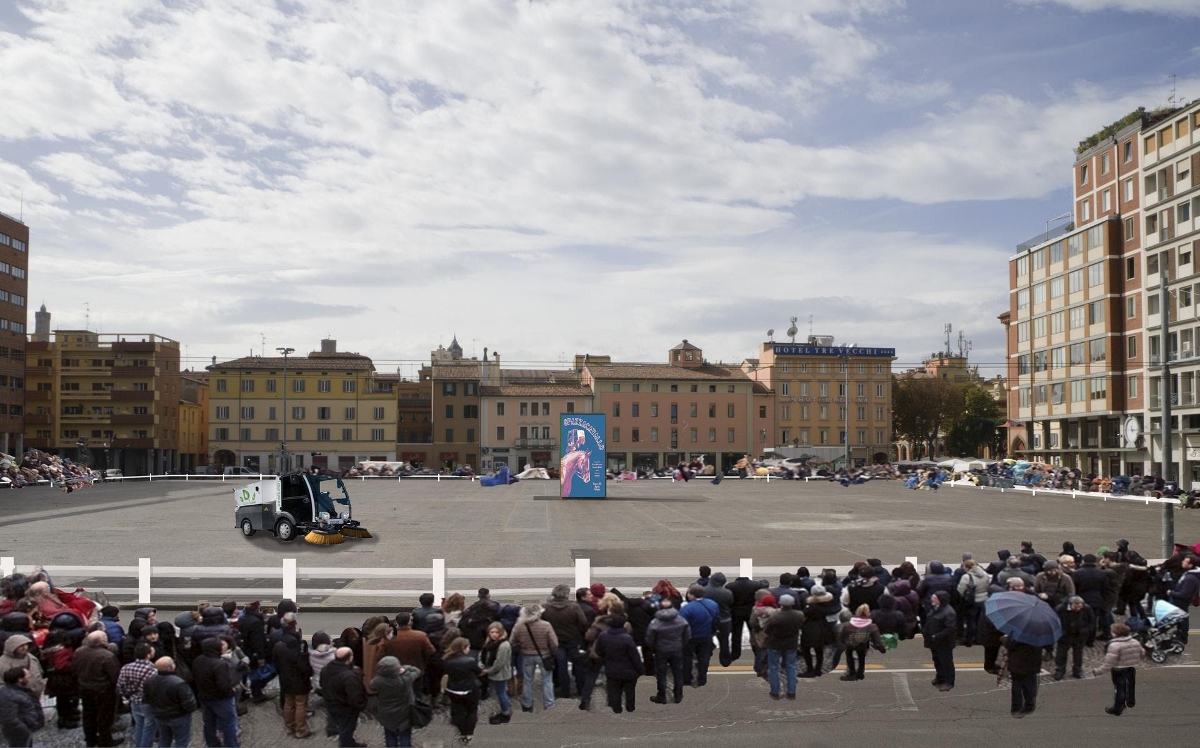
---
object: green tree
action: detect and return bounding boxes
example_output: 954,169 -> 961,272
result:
943,385 -> 1001,457
892,375 -> 967,459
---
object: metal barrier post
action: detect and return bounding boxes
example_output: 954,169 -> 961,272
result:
575,558 -> 591,590
1,557 -> 13,578
905,556 -> 918,570
739,557 -> 753,579
139,558 -> 151,604
283,559 -> 297,601
433,559 -> 446,601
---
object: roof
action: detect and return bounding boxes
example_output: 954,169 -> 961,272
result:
480,385 -> 593,397
670,339 -> 702,351
584,363 -> 749,381
208,354 -> 375,372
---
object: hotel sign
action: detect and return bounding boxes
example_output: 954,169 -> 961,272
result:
774,345 -> 896,357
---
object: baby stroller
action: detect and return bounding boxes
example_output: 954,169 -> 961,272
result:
1131,599 -> 1188,663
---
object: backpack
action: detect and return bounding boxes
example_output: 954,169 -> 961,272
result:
459,601 -> 498,647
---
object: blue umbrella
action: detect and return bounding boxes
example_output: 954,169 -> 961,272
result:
984,592 -> 1062,647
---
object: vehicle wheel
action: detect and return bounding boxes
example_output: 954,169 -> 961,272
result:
275,518 -> 297,542
240,518 -> 256,537
1149,647 -> 1167,664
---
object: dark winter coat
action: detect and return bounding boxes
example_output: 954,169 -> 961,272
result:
887,580 -> 920,632
976,610 -> 1003,648
1056,603 -> 1095,646
442,654 -> 481,695
592,626 -> 644,681
0,684 -> 44,746
1003,638 -> 1043,677
727,577 -> 769,617
100,615 -> 125,648
410,605 -> 438,634
645,608 -> 690,655
612,590 -> 656,645
192,638 -> 239,701
916,564 -> 955,611
762,608 -> 805,651
142,672 -> 197,720
541,599 -> 589,644
801,597 -> 835,648
1072,565 -> 1111,611
921,593 -> 957,650
704,573 -> 734,621
272,630 -> 312,695
190,608 -> 233,649
320,659 -> 367,711
846,578 -> 885,612
238,608 -> 268,662
1169,568 -> 1200,612
370,665 -> 420,733
679,598 -> 719,640
870,595 -> 908,637
73,641 -> 120,693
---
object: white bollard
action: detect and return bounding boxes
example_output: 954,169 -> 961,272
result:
575,558 -> 591,591
283,559 -> 297,602
905,556 -> 918,569
0,557 -> 13,578
432,559 -> 446,601
139,558 -> 151,604
740,557 -> 753,579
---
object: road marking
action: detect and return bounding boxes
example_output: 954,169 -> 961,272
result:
892,672 -> 918,711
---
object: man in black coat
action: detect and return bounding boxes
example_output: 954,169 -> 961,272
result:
238,602 -> 269,702
726,576 -> 768,663
1072,554 -> 1111,641
592,615 -> 644,714
273,624 -> 313,739
923,591 -> 957,691
1054,596 -> 1094,680
1002,635 -> 1043,718
0,666 -> 44,747
320,647 -> 367,747
192,636 -> 241,747
705,573 -> 735,667
142,657 -> 197,747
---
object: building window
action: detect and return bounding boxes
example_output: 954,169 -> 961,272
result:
238,428 -> 251,440
241,406 -> 254,419
1101,152 -> 1110,175
876,405 -> 885,420
759,405 -> 767,418
317,428 -> 331,441
1079,163 -> 1088,185
689,403 -> 697,418
651,427 -> 659,442
340,428 -> 352,440
689,428 -> 698,443
445,404 -> 454,419
496,426 -> 505,440
1088,263 -> 1104,286
876,383 -> 885,397
292,406 -> 305,420
612,383 -> 620,392
632,428 -> 640,443
215,428 -> 229,440
612,428 -> 620,443
345,407 -> 356,420
266,428 -> 279,441
374,406 -> 385,420
781,382 -> 790,396
727,428 -> 735,443
632,383 -> 640,392
1090,377 -> 1107,400
293,379 -> 305,393
371,428 -> 385,441
445,428 -> 454,442
1128,335 -> 1137,359
466,428 -> 475,442
216,379 -> 227,392
566,402 -> 575,413
613,402 -> 620,417
727,403 -> 735,418
1123,139 -> 1132,163
342,379 -> 355,393
1128,376 -> 1138,399
464,404 -> 478,418
295,428 -> 303,440
318,379 -> 331,393
819,429 -> 828,444
632,403 -> 639,417
520,402 -> 528,416
241,379 -> 254,392
651,403 -> 659,417
442,382 -> 457,396
709,428 -> 716,442
496,402 -> 505,417
464,382 -> 478,396
1123,178 -> 1134,202
317,407 -> 331,420
216,406 -> 230,420
690,385 -> 698,392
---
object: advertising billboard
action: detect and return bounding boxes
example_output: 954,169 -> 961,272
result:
560,414 -> 606,499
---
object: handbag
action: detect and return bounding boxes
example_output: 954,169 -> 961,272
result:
881,633 -> 899,650
527,623 -> 555,671
407,678 -> 433,729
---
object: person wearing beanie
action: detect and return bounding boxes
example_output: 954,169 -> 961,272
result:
371,654 -> 422,745
308,630 -> 337,698
679,585 -> 719,689
704,572 -> 735,667
646,600 -> 690,705
589,582 -> 607,600
748,591 -> 778,679
99,606 -> 125,649
923,591 -> 957,691
800,585 -> 835,677
1035,560 -> 1075,610
592,614 -> 643,714
761,594 -> 803,699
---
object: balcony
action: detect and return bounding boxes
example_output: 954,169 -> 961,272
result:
112,341 -> 159,353
24,438 -> 50,449
25,413 -> 51,424
27,390 -> 51,401
112,413 -> 156,425
112,366 -> 156,377
514,438 -> 556,449
26,366 -> 51,376
111,390 -> 156,402
119,438 -> 156,449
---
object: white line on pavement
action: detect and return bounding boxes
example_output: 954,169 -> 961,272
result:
892,672 -> 918,710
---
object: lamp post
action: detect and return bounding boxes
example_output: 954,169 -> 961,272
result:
277,347 -> 295,474
1160,273 -> 1174,557
841,348 -> 851,469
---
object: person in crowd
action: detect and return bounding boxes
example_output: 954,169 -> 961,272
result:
320,647 -> 368,748
0,666 -> 44,748
843,567 -> 885,613
610,588 -> 656,675
1093,622 -> 1145,716
308,631 -> 335,694
977,599 -> 1004,675
410,593 -> 439,634
1059,541 -> 1082,569
193,636 -> 242,748
836,604 -> 886,681
703,573 -> 735,667
886,578 -> 919,638
371,656 -> 421,748
749,591 -> 778,679
693,566 -> 712,589
762,594 -> 804,699
727,574 -> 768,664
592,614 -> 643,714
1034,561 -> 1075,610
923,591 -> 957,691
1054,596 -> 1094,681
273,616 -> 313,739
646,600 -> 689,705
915,562 -> 953,627
74,630 -> 121,748
956,559 -> 990,647
480,623 -> 512,725
360,617 -> 391,698
996,556 -> 1036,590
651,580 -> 683,612
441,593 -> 466,628
39,629 -> 80,730
1167,554 -> 1199,644
799,586 -> 834,677
377,613 -> 435,693
1072,554 -> 1112,642
237,601 -> 268,704
870,595 -> 907,640
117,641 -> 158,747
1001,634 -> 1041,718
679,585 -> 718,688
442,637 -> 482,745
509,604 -> 557,713
143,657 -> 196,748
541,584 -> 588,700
0,636 -> 44,705
99,606 -> 125,649
460,589 -> 501,651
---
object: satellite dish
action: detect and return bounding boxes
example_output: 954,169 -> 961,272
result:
767,329 -> 775,341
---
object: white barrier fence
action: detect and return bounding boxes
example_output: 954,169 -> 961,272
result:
942,479 -> 1182,505
0,556 -> 923,606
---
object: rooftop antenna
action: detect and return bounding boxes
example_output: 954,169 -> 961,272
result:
84,301 -> 90,331
19,190 -> 23,222
943,323 -> 952,357
1169,73 -> 1178,108
260,333 -> 266,357
957,330 -> 973,359
767,329 -> 775,342
787,317 -> 798,343
808,314 -> 814,337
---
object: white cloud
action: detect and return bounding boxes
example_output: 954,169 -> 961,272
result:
1011,0 -> 1200,16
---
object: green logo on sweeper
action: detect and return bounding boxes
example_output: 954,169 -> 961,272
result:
238,489 -> 254,504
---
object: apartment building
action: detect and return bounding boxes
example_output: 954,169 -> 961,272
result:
0,213 -> 28,455
1144,99 -> 1200,483
479,382 -> 593,472
179,373 -> 209,473
395,374 -> 433,465
25,328 -> 181,474
207,340 -> 396,473
429,338 -> 481,470
744,336 -> 895,466
581,340 -> 774,473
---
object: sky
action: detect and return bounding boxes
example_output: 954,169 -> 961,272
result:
2,0 -> 1199,380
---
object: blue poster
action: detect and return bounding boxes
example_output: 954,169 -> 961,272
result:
560,414 -> 606,499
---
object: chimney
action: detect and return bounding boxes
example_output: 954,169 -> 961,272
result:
212,355 -> 217,366
320,339 -> 337,354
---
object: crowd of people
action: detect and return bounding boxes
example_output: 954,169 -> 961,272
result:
0,538 -> 1197,746
2,450 -> 98,491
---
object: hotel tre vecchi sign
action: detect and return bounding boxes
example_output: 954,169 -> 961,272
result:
772,344 -> 897,405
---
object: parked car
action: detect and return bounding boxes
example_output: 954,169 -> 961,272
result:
224,466 -> 259,476
102,469 -> 124,482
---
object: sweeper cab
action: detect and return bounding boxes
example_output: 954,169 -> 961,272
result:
234,472 -> 371,546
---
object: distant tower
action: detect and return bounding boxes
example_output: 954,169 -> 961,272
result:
33,304 -> 51,342
448,334 -> 463,360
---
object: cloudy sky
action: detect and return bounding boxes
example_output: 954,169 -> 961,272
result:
2,0 -> 1198,379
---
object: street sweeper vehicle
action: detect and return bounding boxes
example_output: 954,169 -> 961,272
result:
234,472 -> 371,545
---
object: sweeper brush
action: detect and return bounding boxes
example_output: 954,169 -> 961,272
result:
304,529 -> 345,545
340,526 -> 372,539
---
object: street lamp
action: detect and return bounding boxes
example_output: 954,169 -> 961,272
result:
841,348 -> 852,469
278,347 -> 295,474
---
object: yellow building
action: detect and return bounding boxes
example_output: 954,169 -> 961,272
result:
179,373 -> 209,473
25,329 -> 182,474
207,340 -> 396,473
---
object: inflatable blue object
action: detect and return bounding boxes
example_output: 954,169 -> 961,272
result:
480,466 -> 511,487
